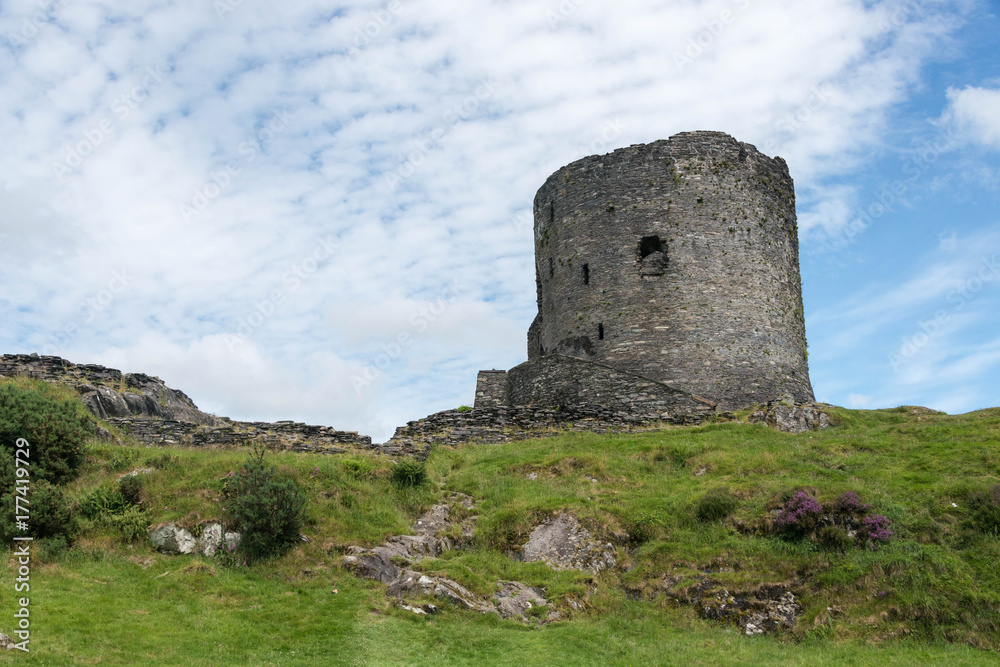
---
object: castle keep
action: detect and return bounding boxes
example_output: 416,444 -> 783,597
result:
478,131 -> 815,417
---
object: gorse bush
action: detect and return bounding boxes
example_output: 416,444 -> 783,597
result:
391,460 -> 428,488
695,487 -> 738,522
0,381 -> 91,486
0,480 -> 77,543
221,445 -> 307,562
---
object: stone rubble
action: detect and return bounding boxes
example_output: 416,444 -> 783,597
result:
749,402 -> 831,434
343,494 -> 552,622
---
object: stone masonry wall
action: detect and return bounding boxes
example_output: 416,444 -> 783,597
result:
383,404 -> 710,460
107,418 -> 373,455
529,131 -> 814,410
505,354 -> 715,419
474,370 -> 509,408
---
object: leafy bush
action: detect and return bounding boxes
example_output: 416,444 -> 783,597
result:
118,475 -> 145,506
695,487 -> 738,522
858,514 -> 894,547
774,491 -> 824,537
0,480 -> 77,543
0,381 -> 91,486
457,405 -> 473,413
107,507 -> 150,543
222,445 -> 307,562
391,460 -> 428,488
967,484 -> 1000,535
80,486 -> 133,519
832,491 -> 871,516
819,525 -> 853,551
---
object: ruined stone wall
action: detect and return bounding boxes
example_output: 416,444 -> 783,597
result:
107,417 -> 373,454
529,131 -> 814,410
383,405 -> 708,460
474,370 -> 509,408
505,354 -> 715,420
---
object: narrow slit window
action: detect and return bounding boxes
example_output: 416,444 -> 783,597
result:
598,323 -> 604,340
548,201 -> 555,223
549,257 -> 554,279
582,263 -> 590,285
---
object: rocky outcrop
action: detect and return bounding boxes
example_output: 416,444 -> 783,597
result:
343,494 -> 552,622
0,354 -> 221,425
749,403 -> 831,434
517,513 -> 617,574
148,522 -> 240,556
692,583 -> 801,636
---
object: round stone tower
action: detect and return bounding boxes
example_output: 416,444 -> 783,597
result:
527,130 -> 814,410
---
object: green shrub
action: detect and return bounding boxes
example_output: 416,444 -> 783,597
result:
108,507 -> 150,543
391,460 -> 427,488
0,381 -> 91,486
967,484 -> 1000,535
0,480 -> 77,543
118,475 -> 145,506
819,525 -> 853,551
695,487 -> 738,522
222,445 -> 307,562
80,486 -> 132,519
457,405 -> 473,413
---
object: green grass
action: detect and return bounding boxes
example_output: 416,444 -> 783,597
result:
2,401 -> 999,664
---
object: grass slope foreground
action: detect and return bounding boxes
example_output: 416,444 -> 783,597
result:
0,375 -> 998,665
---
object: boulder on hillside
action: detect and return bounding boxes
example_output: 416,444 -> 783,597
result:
518,513 -> 616,574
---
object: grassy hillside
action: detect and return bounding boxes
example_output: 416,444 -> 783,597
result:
1,378 -> 999,665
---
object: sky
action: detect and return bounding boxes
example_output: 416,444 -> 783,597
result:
1,0 -> 998,442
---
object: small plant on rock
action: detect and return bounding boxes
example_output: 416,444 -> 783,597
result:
774,491 -> 824,538
858,514 -> 894,547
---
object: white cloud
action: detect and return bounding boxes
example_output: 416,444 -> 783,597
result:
943,85 -> 1000,148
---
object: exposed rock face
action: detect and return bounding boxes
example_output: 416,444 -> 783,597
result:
749,404 -> 831,433
149,524 -> 198,555
695,585 -> 801,636
0,354 -> 221,425
148,522 -> 240,556
343,494 -> 551,622
518,513 -> 617,574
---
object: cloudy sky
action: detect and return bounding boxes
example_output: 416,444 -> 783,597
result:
1,0 -> 998,441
